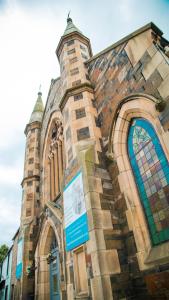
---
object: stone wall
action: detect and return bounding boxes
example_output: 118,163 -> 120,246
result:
86,26 -> 169,299
87,29 -> 169,140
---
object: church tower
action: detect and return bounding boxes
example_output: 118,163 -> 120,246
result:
56,17 -> 114,300
20,91 -> 44,299
56,16 -> 101,168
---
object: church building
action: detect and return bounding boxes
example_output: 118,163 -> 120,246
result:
2,17 -> 169,300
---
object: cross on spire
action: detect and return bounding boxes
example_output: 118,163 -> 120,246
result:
67,11 -> 72,23
38,84 -> 42,96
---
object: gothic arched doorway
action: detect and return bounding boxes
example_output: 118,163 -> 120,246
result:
49,232 -> 60,300
35,219 -> 62,300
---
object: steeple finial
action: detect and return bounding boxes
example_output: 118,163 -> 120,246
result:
38,84 -> 42,96
29,90 -> 44,124
67,11 -> 72,23
63,14 -> 82,37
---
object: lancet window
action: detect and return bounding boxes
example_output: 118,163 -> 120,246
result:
128,118 -> 169,245
48,120 -> 63,200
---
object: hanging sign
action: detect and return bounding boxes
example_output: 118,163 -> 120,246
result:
16,238 -> 23,279
63,171 -> 89,251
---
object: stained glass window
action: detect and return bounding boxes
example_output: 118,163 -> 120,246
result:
128,118 -> 169,245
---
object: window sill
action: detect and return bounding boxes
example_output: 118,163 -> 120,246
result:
75,292 -> 89,299
145,241 -> 169,264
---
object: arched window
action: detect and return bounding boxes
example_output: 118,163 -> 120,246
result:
128,118 -> 169,246
48,120 -> 63,200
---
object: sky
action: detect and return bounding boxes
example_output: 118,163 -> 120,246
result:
0,0 -> 169,246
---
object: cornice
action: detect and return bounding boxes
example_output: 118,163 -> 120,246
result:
59,82 -> 94,111
24,121 -> 42,136
21,175 -> 40,187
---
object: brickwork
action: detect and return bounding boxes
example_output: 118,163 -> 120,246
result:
87,31 -> 169,139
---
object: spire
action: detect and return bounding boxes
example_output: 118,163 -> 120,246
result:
29,89 -> 44,124
63,15 -> 82,37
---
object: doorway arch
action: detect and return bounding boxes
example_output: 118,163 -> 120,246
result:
35,218 -> 61,300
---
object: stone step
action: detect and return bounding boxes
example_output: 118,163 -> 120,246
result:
101,200 -> 115,210
95,166 -> 111,180
104,229 -> 122,237
102,179 -> 113,189
100,193 -> 114,201
103,188 -> 114,195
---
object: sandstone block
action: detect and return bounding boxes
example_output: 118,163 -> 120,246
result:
91,276 -> 104,300
158,74 -> 169,99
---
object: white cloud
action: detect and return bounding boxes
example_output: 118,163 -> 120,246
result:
118,0 -> 134,22
0,164 -> 22,185
0,196 -> 20,246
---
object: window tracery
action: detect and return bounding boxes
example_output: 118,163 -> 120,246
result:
128,118 -> 169,245
48,120 -> 63,200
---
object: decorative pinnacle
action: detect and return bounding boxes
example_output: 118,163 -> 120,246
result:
67,11 -> 72,23
38,84 -> 42,96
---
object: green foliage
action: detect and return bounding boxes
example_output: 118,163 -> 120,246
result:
0,244 -> 9,263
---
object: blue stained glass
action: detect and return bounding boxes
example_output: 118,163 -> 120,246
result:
128,118 -> 169,245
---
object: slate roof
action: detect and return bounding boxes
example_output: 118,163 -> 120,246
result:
29,92 -> 44,123
63,17 -> 82,36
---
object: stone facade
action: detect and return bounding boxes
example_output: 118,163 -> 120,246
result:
6,19 -> 169,300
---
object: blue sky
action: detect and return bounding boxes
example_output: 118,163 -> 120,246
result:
0,0 -> 169,246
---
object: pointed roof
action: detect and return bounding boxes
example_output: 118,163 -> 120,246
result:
63,16 -> 82,37
56,16 -> 92,59
29,91 -> 44,124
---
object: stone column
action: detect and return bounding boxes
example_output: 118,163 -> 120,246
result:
54,147 -> 59,197
50,156 -> 55,201
58,140 -> 63,191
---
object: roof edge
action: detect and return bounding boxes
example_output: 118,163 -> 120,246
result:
86,22 -> 164,64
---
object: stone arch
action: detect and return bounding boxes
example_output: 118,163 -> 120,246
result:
39,217 -> 61,256
108,93 -> 169,270
35,217 -> 62,300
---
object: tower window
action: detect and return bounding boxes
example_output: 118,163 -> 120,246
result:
35,163 -> 40,169
86,74 -> 90,80
29,147 -> 34,153
72,80 -> 81,87
28,170 -> 33,176
74,93 -> 83,101
80,44 -> 86,52
67,39 -> 74,46
28,158 -> 34,164
27,193 -> 33,201
27,181 -> 33,186
75,108 -> 86,120
68,48 -> 75,55
70,57 -> 78,64
81,53 -> 88,60
70,68 -> 79,76
77,127 -> 90,141
26,208 -> 31,217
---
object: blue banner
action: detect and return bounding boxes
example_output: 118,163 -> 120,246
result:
64,171 -> 89,251
16,262 -> 22,279
15,238 -> 23,279
65,213 -> 89,251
